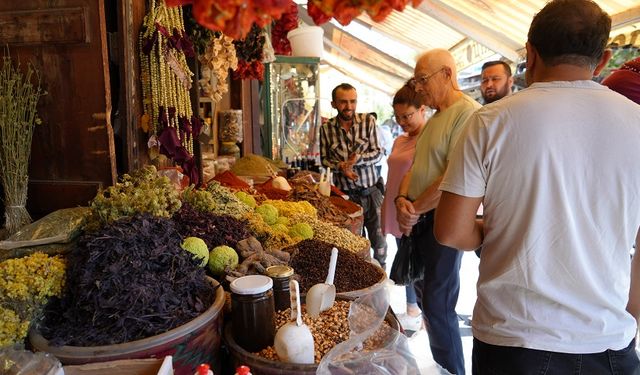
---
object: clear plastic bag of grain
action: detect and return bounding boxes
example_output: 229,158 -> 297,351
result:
316,285 -> 421,375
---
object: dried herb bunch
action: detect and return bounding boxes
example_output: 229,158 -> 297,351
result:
0,52 -> 45,234
40,214 -> 216,346
0,253 -> 65,347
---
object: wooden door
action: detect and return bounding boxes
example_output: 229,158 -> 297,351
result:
0,0 -> 116,219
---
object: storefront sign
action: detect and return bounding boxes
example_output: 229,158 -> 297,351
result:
609,23 -> 640,47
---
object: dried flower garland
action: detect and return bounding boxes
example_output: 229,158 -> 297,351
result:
308,0 -> 423,26
139,0 -> 201,185
233,24 -> 266,81
272,2 -> 298,55
199,33 -> 238,102
0,53 -> 45,235
165,0 -> 292,40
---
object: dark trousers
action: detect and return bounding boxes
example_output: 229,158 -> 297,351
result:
413,210 -> 465,375
347,188 -> 387,267
473,338 -> 640,375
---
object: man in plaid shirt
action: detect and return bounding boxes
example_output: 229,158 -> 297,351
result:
320,83 -> 388,268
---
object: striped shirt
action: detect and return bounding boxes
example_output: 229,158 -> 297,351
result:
320,112 -> 383,191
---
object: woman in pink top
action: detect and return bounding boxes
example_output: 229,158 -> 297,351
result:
381,83 -> 427,331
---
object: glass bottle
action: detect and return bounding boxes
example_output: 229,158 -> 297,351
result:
266,265 -> 294,311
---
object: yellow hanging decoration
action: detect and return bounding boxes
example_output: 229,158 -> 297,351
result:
139,0 -> 198,172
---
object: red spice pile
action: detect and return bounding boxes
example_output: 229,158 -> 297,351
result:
211,170 -> 251,189
255,178 -> 290,200
329,196 -> 360,214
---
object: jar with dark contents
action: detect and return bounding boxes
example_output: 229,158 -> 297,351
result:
230,275 -> 276,352
266,265 -> 294,311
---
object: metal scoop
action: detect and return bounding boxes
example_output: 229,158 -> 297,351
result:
306,247 -> 338,318
274,279 -> 315,364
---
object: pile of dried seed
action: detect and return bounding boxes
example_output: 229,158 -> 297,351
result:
288,181 -> 350,226
255,300 -> 394,364
286,240 -> 384,293
307,219 -> 370,254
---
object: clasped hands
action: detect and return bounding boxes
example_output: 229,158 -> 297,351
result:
338,153 -> 359,181
396,197 -> 420,236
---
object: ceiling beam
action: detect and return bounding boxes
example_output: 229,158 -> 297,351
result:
415,0 -> 521,62
349,17 -> 427,53
322,36 -> 410,82
321,54 -> 399,95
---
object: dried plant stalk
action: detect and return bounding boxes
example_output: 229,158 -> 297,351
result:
0,52 -> 44,234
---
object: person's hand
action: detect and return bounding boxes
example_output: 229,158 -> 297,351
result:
339,160 -> 358,181
343,168 -> 358,181
396,198 -> 419,236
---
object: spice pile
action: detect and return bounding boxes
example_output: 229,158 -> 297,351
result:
231,154 -> 281,177
200,181 -> 253,218
211,170 -> 251,189
287,240 -> 384,293
40,214 -> 216,346
288,181 -> 350,226
308,219 -> 370,254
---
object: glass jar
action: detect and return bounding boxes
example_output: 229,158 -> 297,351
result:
266,265 -> 294,312
219,110 -> 243,158
230,275 -> 276,352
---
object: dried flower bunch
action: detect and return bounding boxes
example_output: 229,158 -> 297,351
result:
166,0 -> 293,40
139,0 -> 201,185
199,33 -> 238,102
271,1 -> 298,55
0,253 -> 66,347
87,165 -> 182,230
233,24 -> 267,81
308,0 -> 423,25
0,52 -> 45,234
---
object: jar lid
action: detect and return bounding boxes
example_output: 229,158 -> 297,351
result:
230,275 -> 273,295
266,265 -> 294,278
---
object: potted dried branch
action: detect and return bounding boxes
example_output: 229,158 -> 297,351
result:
0,52 -> 44,234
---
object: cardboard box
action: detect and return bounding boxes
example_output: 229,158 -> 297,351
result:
62,356 -> 173,375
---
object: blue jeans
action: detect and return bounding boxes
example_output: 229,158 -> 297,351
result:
395,237 -> 418,305
413,210 -> 465,375
473,338 -> 640,375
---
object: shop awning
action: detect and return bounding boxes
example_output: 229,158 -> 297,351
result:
296,1 -> 640,95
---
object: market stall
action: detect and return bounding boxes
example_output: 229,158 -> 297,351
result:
1,0 -> 639,374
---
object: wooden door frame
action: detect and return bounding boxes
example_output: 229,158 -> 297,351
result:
114,0 -> 148,174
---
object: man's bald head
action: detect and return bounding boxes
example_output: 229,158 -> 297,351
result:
415,49 -> 459,89
412,49 -> 461,110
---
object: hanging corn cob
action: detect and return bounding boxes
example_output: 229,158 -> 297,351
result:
139,0 -> 202,185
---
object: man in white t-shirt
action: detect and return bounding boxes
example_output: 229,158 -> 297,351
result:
434,1 -> 640,374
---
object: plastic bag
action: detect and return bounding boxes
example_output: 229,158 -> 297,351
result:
316,285 -> 420,375
157,167 -> 189,191
0,347 -> 63,375
0,207 -> 90,250
389,234 -> 424,286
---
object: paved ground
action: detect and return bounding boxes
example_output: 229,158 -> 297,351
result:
385,234 -> 478,375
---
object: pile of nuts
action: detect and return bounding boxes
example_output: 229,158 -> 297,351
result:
255,300 -> 394,364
